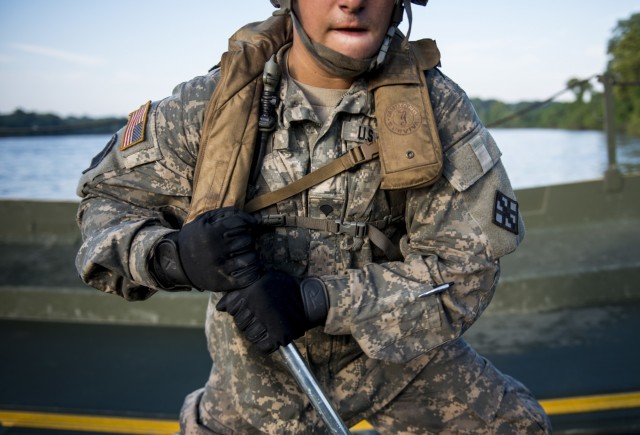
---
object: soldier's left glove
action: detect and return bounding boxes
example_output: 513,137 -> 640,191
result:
215,273 -> 329,354
149,207 -> 262,292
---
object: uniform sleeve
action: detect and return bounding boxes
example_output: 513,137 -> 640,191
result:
75,70 -> 220,300
322,69 -> 525,363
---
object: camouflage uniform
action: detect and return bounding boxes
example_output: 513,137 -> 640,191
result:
76,49 -> 551,433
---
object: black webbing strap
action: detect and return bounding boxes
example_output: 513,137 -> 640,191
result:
260,214 -> 404,260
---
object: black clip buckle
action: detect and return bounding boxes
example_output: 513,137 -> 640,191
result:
261,214 -> 287,226
335,220 -> 367,237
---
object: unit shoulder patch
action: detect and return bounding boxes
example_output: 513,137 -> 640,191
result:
121,101 -> 151,151
493,190 -> 519,235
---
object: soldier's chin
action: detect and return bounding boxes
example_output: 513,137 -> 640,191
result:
326,32 -> 379,59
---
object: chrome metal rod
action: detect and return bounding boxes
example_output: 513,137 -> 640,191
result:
279,343 -> 350,434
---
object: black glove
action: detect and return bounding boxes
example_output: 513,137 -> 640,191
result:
150,207 -> 262,291
216,273 -> 329,354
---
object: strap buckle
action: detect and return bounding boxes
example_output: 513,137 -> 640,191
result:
335,220 -> 367,238
347,141 -> 379,165
260,214 -> 287,226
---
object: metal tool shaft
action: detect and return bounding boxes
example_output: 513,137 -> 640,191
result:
279,343 -> 350,434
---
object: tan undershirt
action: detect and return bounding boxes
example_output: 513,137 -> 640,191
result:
293,79 -> 346,125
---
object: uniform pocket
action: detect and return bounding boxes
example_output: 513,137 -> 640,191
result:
452,356 -> 506,425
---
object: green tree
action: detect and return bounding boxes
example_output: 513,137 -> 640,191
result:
563,77 -> 602,130
608,12 -> 640,136
567,77 -> 594,104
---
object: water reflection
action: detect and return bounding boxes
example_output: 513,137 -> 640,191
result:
0,129 -> 639,201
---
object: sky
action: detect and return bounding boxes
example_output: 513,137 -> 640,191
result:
0,0 -> 638,118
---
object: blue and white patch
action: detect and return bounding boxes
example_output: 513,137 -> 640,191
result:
493,190 -> 519,235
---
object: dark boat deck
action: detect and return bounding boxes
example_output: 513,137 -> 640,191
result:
2,302 -> 640,434
1,175 -> 639,434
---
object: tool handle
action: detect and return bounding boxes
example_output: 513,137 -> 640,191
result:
279,343 -> 350,434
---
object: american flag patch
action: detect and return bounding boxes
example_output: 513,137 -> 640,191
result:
121,101 -> 150,151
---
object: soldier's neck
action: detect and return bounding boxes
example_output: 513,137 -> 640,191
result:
287,40 -> 354,90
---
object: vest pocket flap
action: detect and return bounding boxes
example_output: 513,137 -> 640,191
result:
443,129 -> 501,192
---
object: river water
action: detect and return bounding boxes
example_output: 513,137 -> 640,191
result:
0,128 -> 639,201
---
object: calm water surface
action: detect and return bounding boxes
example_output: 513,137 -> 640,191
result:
1,129 -> 639,201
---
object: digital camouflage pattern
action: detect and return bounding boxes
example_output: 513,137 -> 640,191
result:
76,49 -> 550,433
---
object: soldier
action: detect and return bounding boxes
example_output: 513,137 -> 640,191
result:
76,0 -> 551,433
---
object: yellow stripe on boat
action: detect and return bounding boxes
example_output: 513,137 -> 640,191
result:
2,391 -> 640,433
540,391 -> 640,415
0,411 -> 178,434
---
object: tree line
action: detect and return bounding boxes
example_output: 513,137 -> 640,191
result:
0,90 -> 630,138
477,12 -> 639,137
0,109 -> 127,137
0,94 -> 609,137
472,88 -> 604,132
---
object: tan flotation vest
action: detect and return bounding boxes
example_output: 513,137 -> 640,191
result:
186,14 -> 442,223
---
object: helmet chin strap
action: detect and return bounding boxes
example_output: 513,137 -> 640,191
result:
274,0 -> 415,79
290,12 -> 375,79
375,0 -> 414,68
402,0 -> 415,40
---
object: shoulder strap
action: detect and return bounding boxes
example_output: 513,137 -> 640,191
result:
244,141 -> 378,213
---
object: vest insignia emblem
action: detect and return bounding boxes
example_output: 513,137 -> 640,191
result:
384,102 -> 422,136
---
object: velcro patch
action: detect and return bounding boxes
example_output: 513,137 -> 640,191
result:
83,134 -> 117,174
493,191 -> 519,235
121,101 -> 150,151
341,121 -> 376,143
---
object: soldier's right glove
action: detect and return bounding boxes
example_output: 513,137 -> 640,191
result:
216,274 -> 329,354
150,207 -> 263,292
